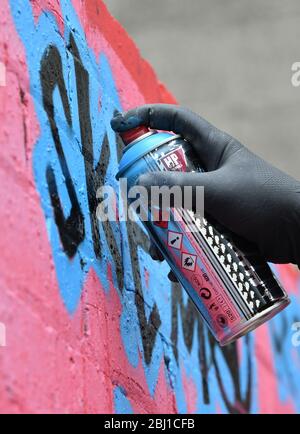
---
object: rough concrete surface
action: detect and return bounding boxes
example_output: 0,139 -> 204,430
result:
106,0 -> 300,179
0,0 -> 300,414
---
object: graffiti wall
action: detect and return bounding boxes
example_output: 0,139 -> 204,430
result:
0,0 -> 300,413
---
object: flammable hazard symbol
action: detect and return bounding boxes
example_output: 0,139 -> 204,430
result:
181,252 -> 197,272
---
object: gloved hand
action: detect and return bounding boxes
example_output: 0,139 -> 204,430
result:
111,104 -> 300,268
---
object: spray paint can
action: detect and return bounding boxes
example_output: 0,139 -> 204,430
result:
116,126 -> 290,345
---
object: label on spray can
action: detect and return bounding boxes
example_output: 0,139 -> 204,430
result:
117,127 -> 290,345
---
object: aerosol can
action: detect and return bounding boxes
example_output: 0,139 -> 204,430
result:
116,126 -> 290,345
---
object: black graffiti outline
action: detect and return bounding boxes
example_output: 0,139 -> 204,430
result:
40,45 -> 85,258
39,32 -> 253,412
40,33 -> 161,366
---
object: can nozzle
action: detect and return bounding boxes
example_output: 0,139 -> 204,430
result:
120,126 -> 150,145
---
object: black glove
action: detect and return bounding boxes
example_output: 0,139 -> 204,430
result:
111,104 -> 300,267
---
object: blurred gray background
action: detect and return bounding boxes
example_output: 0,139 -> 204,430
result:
106,0 -> 300,178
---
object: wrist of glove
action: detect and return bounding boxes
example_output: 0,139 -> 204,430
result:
111,104 -> 300,267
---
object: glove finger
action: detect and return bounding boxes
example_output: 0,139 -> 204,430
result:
168,270 -> 179,282
149,244 -> 179,282
138,170 -> 224,218
149,241 -> 164,261
111,104 -> 240,170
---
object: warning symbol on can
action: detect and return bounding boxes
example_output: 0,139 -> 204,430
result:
181,252 -> 197,272
167,231 -> 183,250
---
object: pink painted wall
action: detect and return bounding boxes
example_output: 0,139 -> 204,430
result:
0,0 -> 300,413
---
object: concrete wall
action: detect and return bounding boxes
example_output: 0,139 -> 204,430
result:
0,0 -> 300,413
106,0 -> 300,180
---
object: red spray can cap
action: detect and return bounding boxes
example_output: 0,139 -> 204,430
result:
120,126 -> 150,145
